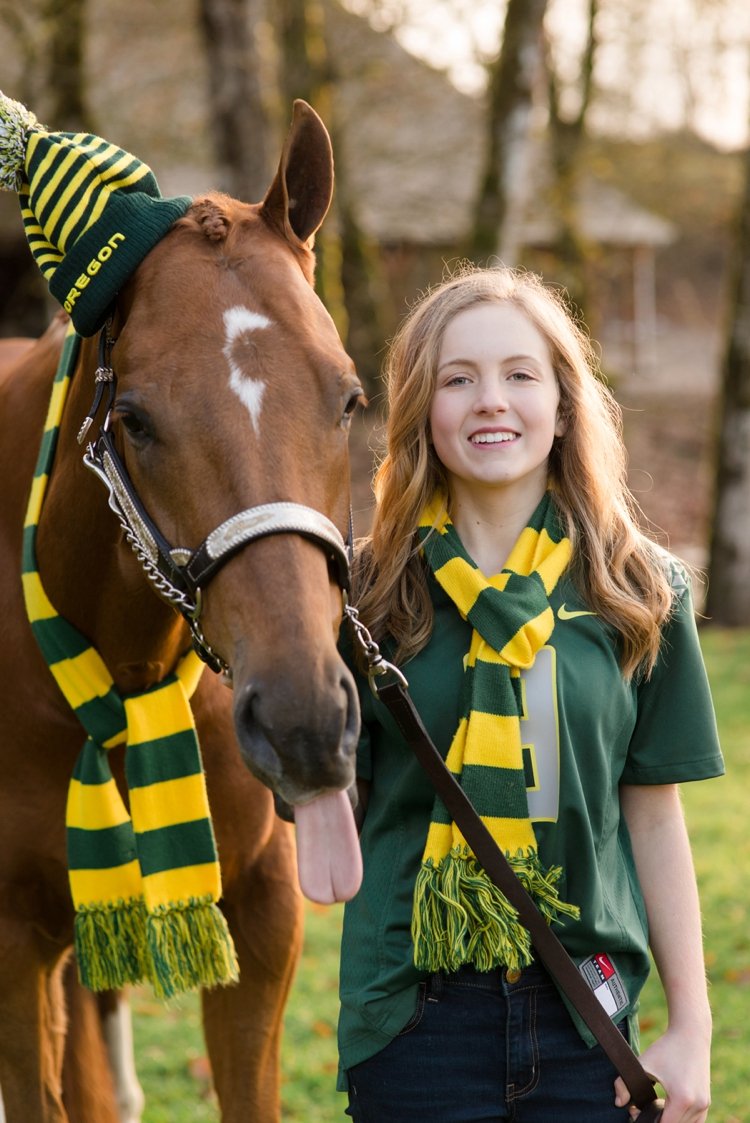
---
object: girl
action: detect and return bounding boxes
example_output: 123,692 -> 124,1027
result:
338,266 -> 723,1123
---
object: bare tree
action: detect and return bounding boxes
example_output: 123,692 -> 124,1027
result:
333,118 -> 388,396
467,0 -> 548,264
276,0 -> 324,106
274,0 -> 387,393
198,0 -> 272,201
0,0 -> 88,335
545,0 -> 599,318
706,131 -> 750,625
274,0 -> 342,315
44,0 -> 95,131
0,1 -> 43,108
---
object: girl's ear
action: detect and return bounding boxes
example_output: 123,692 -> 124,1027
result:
554,389 -> 569,439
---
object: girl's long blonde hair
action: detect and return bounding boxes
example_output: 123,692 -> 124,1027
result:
354,265 -> 675,680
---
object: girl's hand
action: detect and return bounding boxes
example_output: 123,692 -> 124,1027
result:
613,1027 -> 711,1123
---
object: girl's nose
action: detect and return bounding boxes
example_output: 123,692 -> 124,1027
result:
473,379 -> 509,413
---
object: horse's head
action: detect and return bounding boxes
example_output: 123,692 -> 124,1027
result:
91,104 -> 363,897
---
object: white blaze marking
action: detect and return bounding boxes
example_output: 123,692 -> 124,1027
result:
223,305 -> 271,433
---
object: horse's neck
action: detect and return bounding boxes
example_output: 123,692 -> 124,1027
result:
35,335 -> 188,694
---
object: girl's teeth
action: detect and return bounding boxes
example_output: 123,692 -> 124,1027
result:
471,432 -> 516,444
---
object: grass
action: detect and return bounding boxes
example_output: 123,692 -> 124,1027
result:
636,626 -> 750,1123
131,626 -> 750,1122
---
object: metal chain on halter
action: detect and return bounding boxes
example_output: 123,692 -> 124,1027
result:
343,603 -> 408,695
85,445 -> 230,674
102,486 -> 198,617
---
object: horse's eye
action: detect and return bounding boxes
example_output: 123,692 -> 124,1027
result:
116,408 -> 151,442
343,387 -> 364,422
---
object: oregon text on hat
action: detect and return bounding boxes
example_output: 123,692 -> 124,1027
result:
63,232 -> 126,314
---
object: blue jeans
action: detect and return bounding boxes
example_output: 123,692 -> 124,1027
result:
344,962 -> 631,1123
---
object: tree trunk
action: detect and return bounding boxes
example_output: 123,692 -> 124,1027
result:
546,0 -> 599,320
706,137 -> 750,625
334,116 -> 388,396
0,0 -> 82,335
276,0 -> 323,106
275,0 -> 386,393
467,0 -> 548,264
198,0 -> 272,202
274,0 -> 343,324
0,1 -> 45,108
44,0 -> 95,131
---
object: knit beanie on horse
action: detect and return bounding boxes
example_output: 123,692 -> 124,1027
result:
0,91 -> 190,336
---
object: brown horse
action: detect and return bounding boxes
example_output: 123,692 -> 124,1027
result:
0,102 -> 363,1123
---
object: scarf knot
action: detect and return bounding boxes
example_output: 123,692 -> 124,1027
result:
412,492 -> 579,973
22,327 -> 238,998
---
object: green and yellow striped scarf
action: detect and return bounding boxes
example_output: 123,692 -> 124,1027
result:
413,491 -> 580,973
22,326 -> 238,997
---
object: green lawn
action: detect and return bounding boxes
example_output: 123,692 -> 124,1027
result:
132,626 -> 750,1122
636,627 -> 750,1123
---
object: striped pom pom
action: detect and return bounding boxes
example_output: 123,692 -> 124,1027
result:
0,91 -> 42,192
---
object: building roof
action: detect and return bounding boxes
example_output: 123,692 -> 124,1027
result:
518,175 -> 675,248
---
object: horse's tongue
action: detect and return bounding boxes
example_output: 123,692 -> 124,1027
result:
294,789 -> 363,904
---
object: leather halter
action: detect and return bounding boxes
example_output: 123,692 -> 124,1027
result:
77,321 -> 351,675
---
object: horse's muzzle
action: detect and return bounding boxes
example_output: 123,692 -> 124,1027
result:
231,662 -> 360,805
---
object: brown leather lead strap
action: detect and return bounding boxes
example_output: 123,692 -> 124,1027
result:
377,678 -> 663,1120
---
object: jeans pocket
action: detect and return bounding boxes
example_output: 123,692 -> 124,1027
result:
396,980 -> 428,1036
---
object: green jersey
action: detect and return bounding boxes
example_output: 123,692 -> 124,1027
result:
338,568 -> 724,1081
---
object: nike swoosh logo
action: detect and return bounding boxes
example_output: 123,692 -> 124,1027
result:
558,604 -> 596,620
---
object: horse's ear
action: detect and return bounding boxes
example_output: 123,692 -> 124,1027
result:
260,100 -> 334,247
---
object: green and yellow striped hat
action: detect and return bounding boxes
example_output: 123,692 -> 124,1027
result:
0,91 -> 191,337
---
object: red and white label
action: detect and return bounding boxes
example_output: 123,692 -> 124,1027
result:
578,953 -> 628,1017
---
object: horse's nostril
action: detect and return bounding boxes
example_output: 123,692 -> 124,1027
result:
340,669 -> 361,756
233,683 -> 284,786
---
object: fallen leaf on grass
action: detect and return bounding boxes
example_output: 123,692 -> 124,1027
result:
188,1055 -> 213,1083
722,968 -> 750,985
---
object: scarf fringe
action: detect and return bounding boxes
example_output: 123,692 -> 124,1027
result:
411,847 -> 580,973
146,898 -> 239,999
74,897 -> 239,997
74,899 -> 149,991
